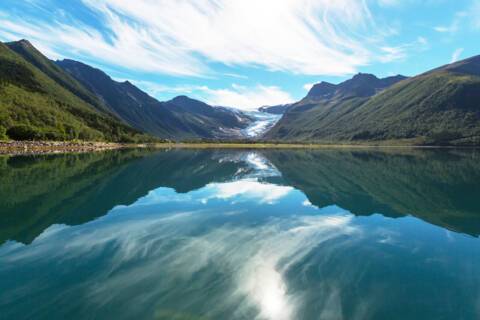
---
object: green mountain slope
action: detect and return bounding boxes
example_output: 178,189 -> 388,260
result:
6,40 -> 111,114
56,59 -> 253,140
265,58 -> 480,145
0,40 -> 148,142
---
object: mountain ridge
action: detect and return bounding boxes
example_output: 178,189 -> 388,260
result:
56,58 -> 253,140
264,57 -> 480,145
0,40 -> 148,142
3,38 -> 480,145
305,73 -> 408,100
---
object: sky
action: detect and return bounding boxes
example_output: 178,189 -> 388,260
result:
0,0 -> 479,110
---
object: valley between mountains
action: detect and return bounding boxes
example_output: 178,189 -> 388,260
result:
1,39 -> 480,146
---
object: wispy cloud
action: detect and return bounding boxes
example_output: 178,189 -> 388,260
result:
128,80 -> 294,110
199,84 -> 295,110
434,16 -> 462,34
379,37 -> 429,63
303,83 -> 315,91
129,81 -> 199,97
450,48 -> 464,63
0,0 -> 403,77
434,2 -> 480,35
0,13 -> 207,76
471,0 -> 480,29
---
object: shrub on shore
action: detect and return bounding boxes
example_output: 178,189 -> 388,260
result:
0,126 -> 7,141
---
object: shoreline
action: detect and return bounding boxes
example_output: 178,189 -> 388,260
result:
1,140 -> 478,155
0,141 -> 129,155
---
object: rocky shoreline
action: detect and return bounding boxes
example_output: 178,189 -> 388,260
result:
0,141 -> 129,155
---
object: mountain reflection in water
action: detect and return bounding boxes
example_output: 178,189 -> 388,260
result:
0,148 -> 479,320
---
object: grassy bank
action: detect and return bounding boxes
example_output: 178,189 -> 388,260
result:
150,142 -> 420,149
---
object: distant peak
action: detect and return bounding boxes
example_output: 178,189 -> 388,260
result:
306,81 -> 337,98
305,72 -> 407,100
18,39 -> 32,45
311,81 -> 336,89
168,95 -> 218,109
6,39 -> 34,48
318,80 -> 334,85
169,95 -> 195,103
384,74 -> 408,80
56,58 -> 87,67
352,73 -> 378,81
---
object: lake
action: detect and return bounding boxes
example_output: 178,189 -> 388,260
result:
1,148 -> 480,320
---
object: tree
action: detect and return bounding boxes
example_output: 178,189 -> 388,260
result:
6,125 -> 41,140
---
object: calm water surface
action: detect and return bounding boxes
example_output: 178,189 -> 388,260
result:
1,148 -> 480,320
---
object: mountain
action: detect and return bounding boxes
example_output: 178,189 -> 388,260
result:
0,39 -> 253,142
259,104 -> 291,115
265,57 -> 480,146
264,73 -> 407,142
163,95 -> 253,139
305,74 -> 407,100
56,59 -> 253,140
6,40 -> 111,115
0,40 -> 147,142
6,38 -> 480,145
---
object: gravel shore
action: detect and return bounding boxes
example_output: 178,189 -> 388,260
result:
0,141 -> 128,155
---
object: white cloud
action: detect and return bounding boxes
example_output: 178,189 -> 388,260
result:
433,1 -> 480,35
470,0 -> 480,29
130,81 -> 198,97
417,36 -> 428,46
440,1 -> 480,33
303,83 -> 315,91
203,179 -> 294,204
83,0 -> 377,76
198,84 -> 295,110
379,46 -> 407,63
450,48 -> 464,63
434,26 -> 453,33
223,73 -> 249,80
379,37 -> 429,63
0,15 -> 206,77
0,0 -> 402,77
434,21 -> 460,33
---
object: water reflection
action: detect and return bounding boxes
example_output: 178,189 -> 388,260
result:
1,148 -> 479,243
264,149 -> 480,235
1,148 -> 480,319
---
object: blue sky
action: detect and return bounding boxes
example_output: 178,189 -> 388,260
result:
0,0 -> 479,110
